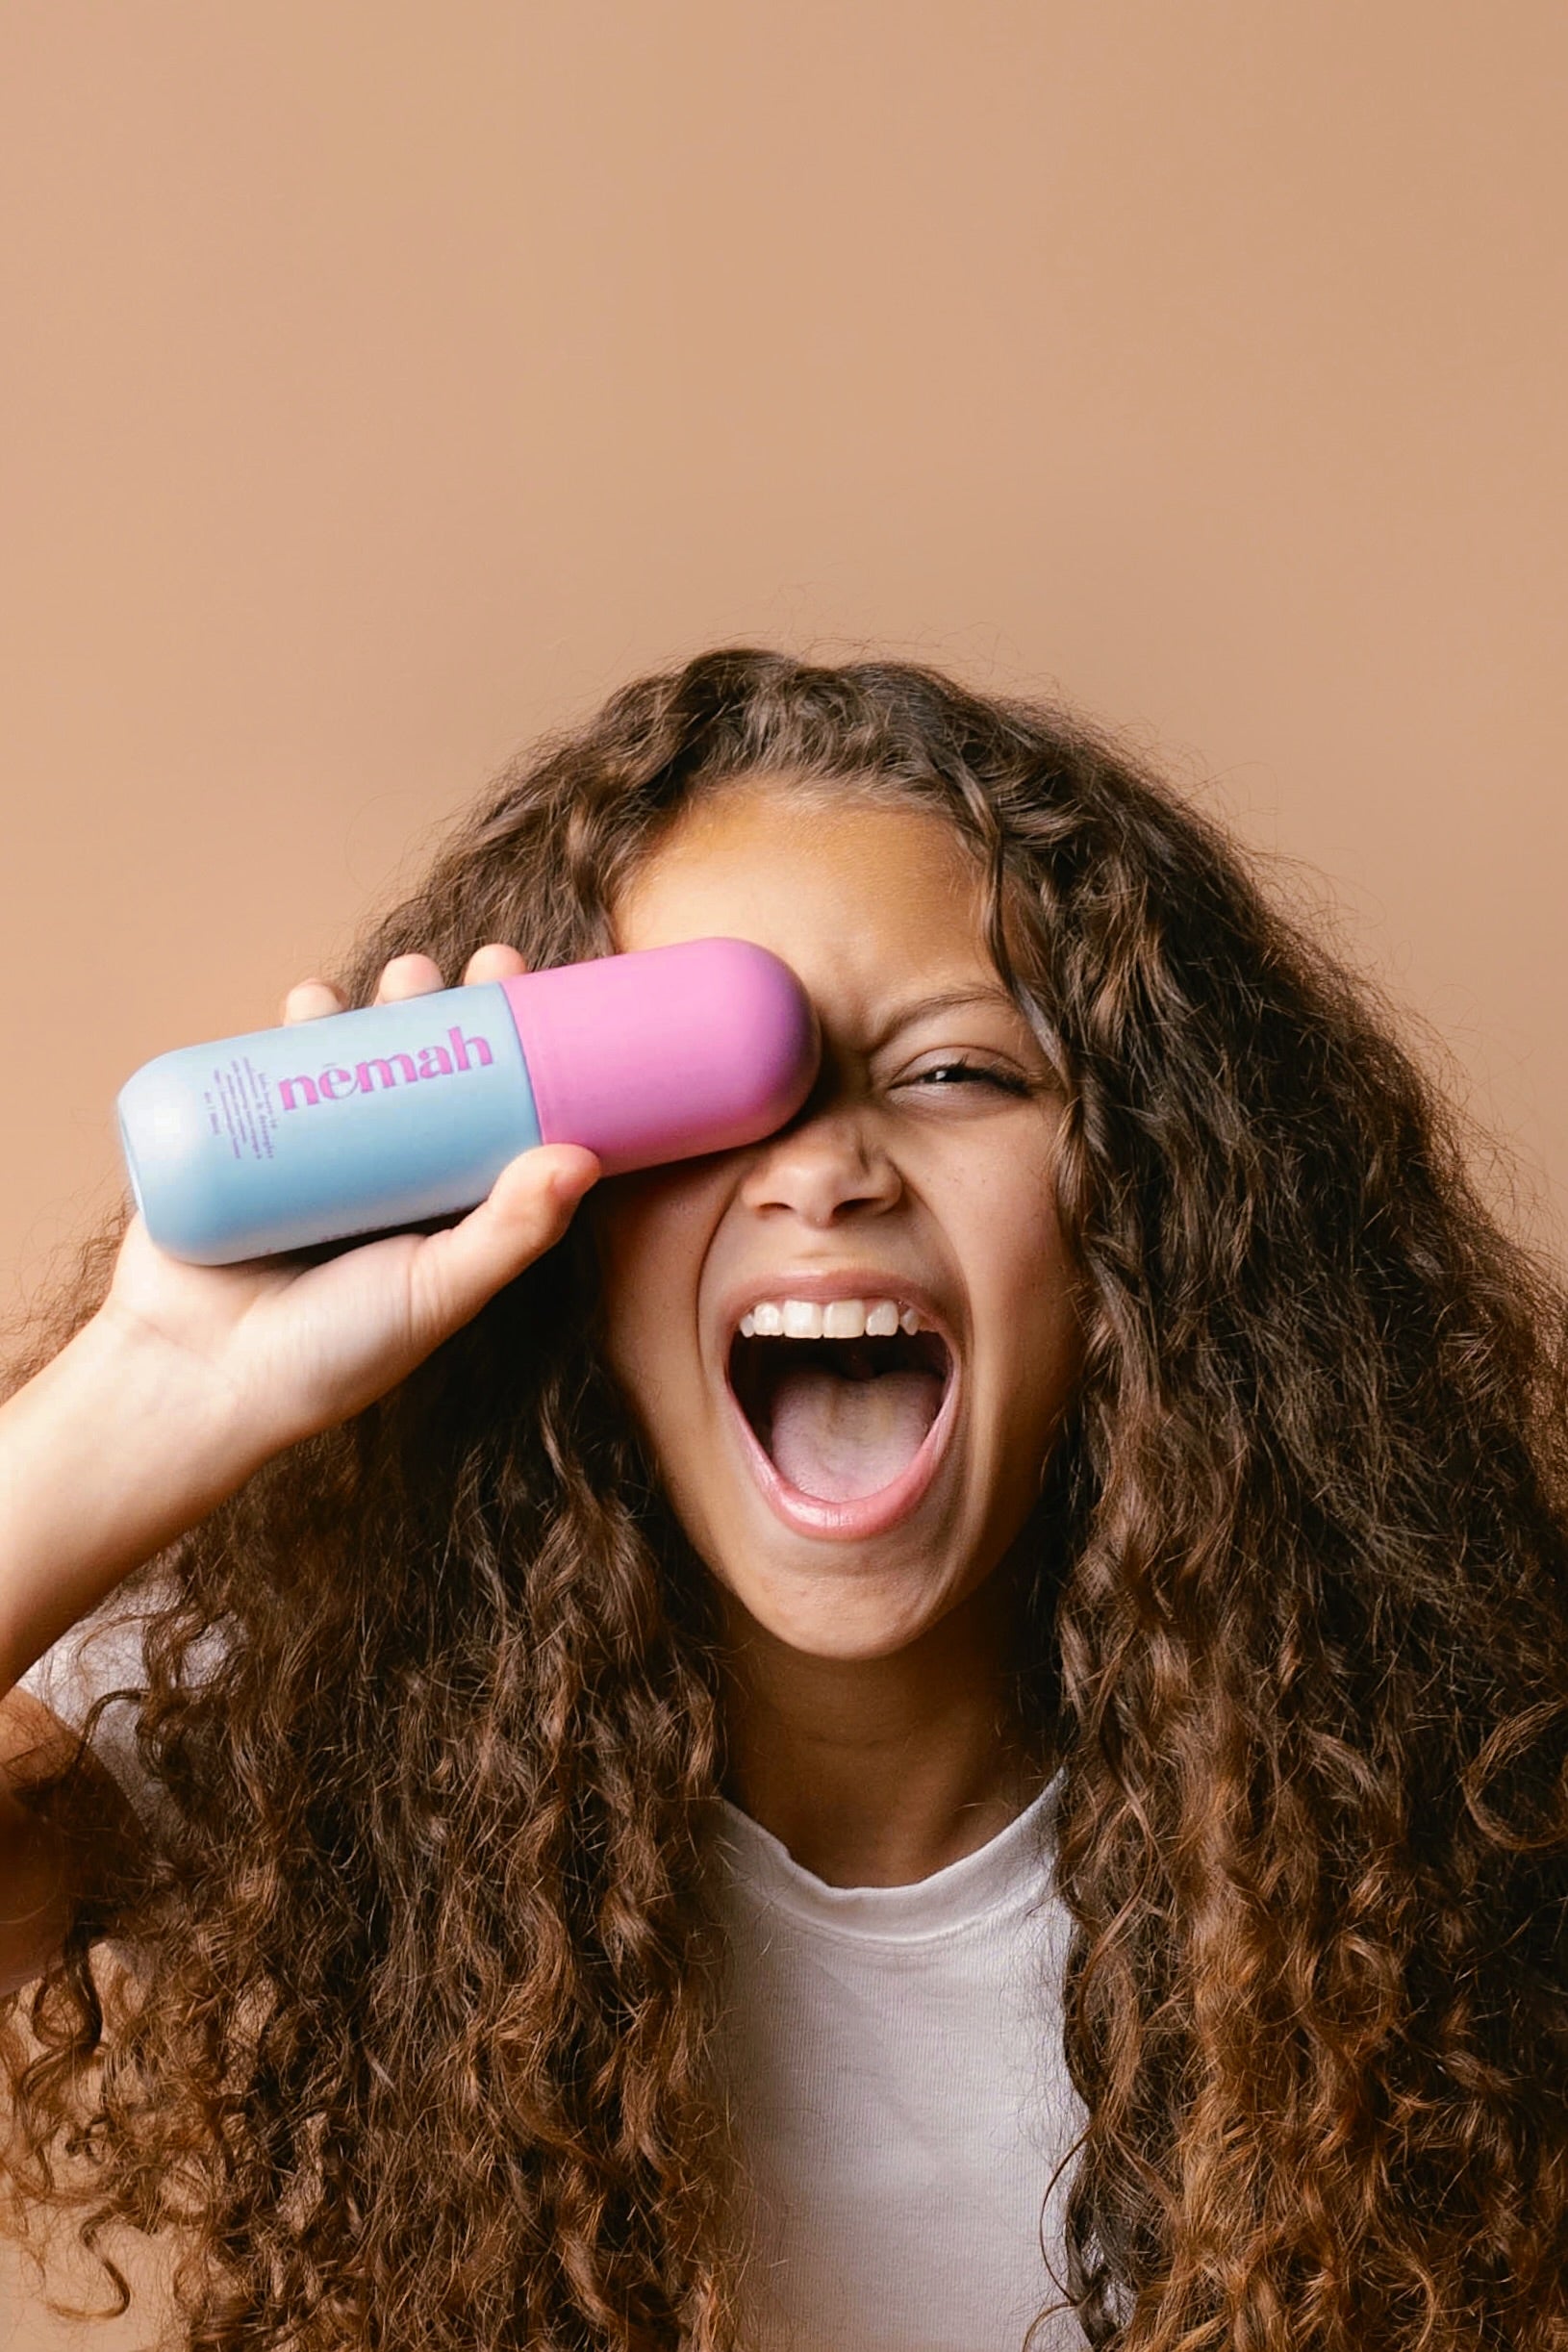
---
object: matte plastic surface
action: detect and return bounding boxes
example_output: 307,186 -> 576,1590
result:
115,938 -> 818,1264
502,936 -> 818,1175
116,982 -> 540,1263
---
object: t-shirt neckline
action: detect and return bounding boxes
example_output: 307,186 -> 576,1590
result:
714,1769 -> 1062,1944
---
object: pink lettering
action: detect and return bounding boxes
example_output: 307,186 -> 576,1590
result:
447,1024 -> 494,1073
276,1034 -> 492,1110
355,1053 -> 418,1093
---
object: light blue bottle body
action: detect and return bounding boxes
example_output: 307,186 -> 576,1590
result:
116,983 -> 542,1264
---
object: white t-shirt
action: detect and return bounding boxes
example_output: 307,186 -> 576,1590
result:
18,1594 -> 170,1813
711,1781 -> 1086,2352
19,1611 -> 1089,2349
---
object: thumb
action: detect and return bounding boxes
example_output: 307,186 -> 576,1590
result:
406,1145 -> 600,1342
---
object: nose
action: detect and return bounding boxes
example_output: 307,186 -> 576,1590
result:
737,1108 -> 902,1228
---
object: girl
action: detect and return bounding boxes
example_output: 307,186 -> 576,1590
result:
2,650 -> 1566,2352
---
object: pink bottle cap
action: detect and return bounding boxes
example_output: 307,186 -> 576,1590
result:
500,938 -> 819,1175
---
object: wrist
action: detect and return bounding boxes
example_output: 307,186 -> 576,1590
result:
72,1302 -> 274,1488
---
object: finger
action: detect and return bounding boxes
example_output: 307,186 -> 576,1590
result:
373,952 -> 445,1004
281,979 -> 346,1024
406,1145 -> 599,1342
461,942 -> 529,986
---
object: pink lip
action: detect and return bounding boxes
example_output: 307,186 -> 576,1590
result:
720,1322 -> 962,1543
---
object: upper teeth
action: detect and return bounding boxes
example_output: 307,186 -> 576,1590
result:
738,1298 -> 923,1340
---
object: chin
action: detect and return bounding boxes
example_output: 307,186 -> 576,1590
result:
715,1552 -> 979,1665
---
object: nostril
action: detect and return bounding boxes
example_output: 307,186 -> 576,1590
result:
735,1125 -> 904,1221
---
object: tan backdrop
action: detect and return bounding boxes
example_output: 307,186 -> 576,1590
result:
2,2 -> 1565,2340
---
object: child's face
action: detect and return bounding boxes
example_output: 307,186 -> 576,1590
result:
593,776 -> 1084,1663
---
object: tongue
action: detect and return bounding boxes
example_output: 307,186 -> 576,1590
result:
767,1366 -> 945,1502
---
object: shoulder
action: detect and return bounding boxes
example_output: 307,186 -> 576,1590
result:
14,1579 -> 222,1818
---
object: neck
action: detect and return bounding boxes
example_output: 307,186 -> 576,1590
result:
717,1563 -> 1051,1888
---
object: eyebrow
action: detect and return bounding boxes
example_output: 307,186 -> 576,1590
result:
865,984 -> 1027,1053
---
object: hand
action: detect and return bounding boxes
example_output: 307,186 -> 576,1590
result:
94,945 -> 599,1463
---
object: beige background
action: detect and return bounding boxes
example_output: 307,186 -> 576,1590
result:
2,2 -> 1565,2340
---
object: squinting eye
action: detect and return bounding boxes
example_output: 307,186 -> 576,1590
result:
911,1061 -> 1030,1096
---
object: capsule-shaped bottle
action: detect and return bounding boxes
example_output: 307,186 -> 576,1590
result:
116,937 -> 818,1264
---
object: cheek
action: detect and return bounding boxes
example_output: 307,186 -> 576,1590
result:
590,1176 -> 739,1575
966,1167 -> 1083,1434
591,1168 -> 718,1399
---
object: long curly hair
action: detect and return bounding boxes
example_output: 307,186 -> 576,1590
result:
4,649 -> 1567,2350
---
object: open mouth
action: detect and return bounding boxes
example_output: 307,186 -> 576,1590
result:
727,1309 -> 954,1505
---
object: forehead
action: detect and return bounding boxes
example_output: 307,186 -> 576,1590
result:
611,777 -> 994,1011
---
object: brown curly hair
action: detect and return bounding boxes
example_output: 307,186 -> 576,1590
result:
4,649 -> 1567,2349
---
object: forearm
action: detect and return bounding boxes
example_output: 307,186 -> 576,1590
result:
0,1310 -> 266,1695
